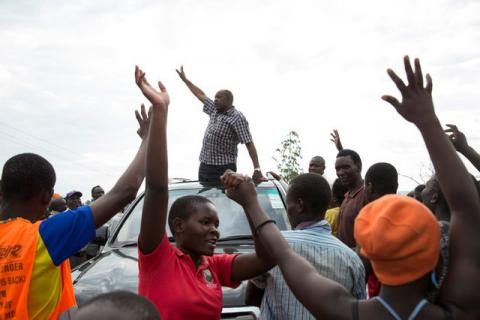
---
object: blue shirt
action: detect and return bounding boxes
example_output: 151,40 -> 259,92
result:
31,206 -> 95,319
252,220 -> 366,320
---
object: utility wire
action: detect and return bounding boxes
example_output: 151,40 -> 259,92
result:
0,120 -> 91,159
0,127 -> 116,178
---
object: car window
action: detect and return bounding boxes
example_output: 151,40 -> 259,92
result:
114,186 -> 289,245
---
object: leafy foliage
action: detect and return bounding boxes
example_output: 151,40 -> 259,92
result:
273,131 -> 303,182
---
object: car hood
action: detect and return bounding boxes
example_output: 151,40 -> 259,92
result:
73,244 -> 256,306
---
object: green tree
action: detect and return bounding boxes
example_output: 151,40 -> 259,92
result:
273,131 -> 303,182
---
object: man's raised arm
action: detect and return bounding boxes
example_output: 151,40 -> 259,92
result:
444,124 -> 480,172
330,129 -> 344,152
176,65 -> 207,103
382,56 -> 480,316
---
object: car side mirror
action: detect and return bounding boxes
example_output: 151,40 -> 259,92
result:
93,225 -> 109,246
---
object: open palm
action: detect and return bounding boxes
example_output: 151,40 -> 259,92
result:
135,65 -> 170,111
382,56 -> 435,127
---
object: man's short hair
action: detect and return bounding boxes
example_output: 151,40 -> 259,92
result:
365,162 -> 398,195
310,156 -> 325,164
91,185 -> 102,194
219,89 -> 234,105
336,149 -> 362,168
168,195 -> 214,234
310,156 -> 325,163
75,291 -> 160,320
1,153 -> 56,201
289,173 -> 331,217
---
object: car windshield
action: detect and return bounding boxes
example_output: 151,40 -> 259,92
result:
113,185 -> 290,246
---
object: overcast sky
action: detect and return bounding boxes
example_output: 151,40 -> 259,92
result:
1,0 -> 480,200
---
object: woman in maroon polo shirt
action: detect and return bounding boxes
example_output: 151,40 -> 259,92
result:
134,66 -> 274,320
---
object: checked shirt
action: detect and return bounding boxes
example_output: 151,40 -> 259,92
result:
199,98 -> 252,165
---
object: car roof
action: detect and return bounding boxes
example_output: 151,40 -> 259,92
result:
167,179 -> 278,190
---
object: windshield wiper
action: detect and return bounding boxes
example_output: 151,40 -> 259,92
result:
217,235 -> 253,242
117,236 -> 175,248
117,241 -> 137,248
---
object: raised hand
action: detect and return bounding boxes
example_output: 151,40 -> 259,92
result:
382,56 -> 435,127
330,129 -> 343,151
135,104 -> 152,139
135,65 -> 170,111
220,170 -> 258,207
445,124 -> 469,153
175,65 -> 187,81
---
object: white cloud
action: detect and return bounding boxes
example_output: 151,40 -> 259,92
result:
1,0 -> 480,198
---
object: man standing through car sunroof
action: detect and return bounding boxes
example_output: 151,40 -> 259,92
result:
176,66 -> 266,184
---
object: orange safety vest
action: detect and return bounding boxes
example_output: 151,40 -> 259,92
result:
0,219 -> 76,320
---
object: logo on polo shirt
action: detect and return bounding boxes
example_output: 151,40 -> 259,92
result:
203,269 -> 218,288
203,269 -> 213,283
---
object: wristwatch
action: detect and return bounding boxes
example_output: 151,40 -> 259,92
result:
254,167 -> 261,172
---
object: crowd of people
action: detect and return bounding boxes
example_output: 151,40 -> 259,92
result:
0,56 -> 479,319
43,186 -> 105,218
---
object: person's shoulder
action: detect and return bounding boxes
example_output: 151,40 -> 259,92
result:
280,229 -> 297,238
138,234 -> 175,259
69,205 -> 93,213
350,184 -> 366,198
204,97 -> 215,108
41,206 -> 93,225
206,252 -> 236,262
208,253 -> 242,269
281,228 -> 325,244
229,107 -> 247,120
39,206 -> 95,246
282,229 -> 362,263
284,227 -> 345,245
203,97 -> 216,115
325,207 -> 340,216
205,96 -> 214,103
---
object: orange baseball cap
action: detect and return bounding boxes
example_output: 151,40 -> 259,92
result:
354,194 -> 440,286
